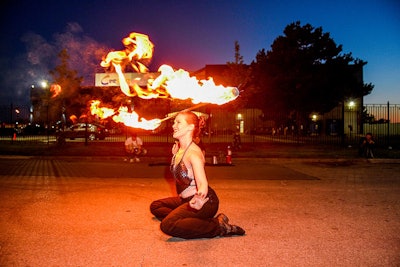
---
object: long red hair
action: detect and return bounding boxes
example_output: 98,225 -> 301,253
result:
179,111 -> 200,138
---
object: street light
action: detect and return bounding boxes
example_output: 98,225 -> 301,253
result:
312,114 -> 318,121
41,80 -> 50,145
41,81 -> 48,89
346,100 -> 356,146
14,108 -> 20,130
30,85 -> 35,124
236,113 -> 243,134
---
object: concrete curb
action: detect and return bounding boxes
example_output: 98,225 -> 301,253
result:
1,155 -> 399,164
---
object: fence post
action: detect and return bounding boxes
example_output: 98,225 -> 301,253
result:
341,101 -> 345,146
10,103 -> 13,144
387,101 -> 390,147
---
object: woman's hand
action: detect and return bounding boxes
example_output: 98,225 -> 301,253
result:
189,193 -> 209,210
171,141 -> 179,155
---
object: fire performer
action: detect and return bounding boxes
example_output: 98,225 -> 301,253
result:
150,111 -> 245,239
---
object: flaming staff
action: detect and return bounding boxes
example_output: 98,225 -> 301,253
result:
94,32 -> 239,130
158,103 -> 210,123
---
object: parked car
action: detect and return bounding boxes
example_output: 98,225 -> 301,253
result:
63,123 -> 108,140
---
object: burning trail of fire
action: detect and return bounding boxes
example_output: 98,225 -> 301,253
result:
50,84 -> 62,98
101,32 -> 154,73
149,64 -> 239,105
90,100 -> 162,130
89,100 -> 115,119
94,32 -> 239,130
112,107 -> 161,130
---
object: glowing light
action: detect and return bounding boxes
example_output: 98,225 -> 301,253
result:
41,81 -> 48,88
312,114 -> 318,121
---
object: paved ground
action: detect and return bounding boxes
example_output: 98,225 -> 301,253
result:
0,153 -> 399,266
0,141 -> 399,266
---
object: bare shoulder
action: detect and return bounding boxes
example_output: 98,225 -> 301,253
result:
188,144 -> 205,162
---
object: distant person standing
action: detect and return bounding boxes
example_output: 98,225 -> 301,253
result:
124,132 -> 146,162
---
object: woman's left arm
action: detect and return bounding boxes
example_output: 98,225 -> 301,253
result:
190,150 -> 208,198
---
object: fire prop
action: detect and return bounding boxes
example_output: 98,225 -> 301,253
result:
50,84 -> 62,98
94,32 -> 239,130
101,32 -> 154,74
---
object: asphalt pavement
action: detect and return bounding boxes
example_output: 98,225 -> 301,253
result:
0,142 -> 399,266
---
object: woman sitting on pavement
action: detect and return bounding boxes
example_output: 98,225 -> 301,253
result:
149,110 -> 245,239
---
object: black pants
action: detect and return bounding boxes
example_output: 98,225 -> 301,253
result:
359,144 -> 374,158
150,187 -> 221,239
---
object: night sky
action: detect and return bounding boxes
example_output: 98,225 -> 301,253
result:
0,0 -> 399,106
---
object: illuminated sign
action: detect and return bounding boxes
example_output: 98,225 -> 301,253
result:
95,73 -> 159,87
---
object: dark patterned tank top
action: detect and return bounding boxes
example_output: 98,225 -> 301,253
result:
170,142 -> 195,195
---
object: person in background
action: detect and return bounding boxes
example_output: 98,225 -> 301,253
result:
150,110 -> 245,239
124,132 -> 146,162
359,132 -> 375,158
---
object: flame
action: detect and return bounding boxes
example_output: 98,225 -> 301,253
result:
89,100 -> 115,119
112,106 -> 161,130
149,64 -> 240,105
69,115 -> 78,124
50,84 -> 62,98
89,101 -> 161,130
97,32 -> 239,130
101,32 -> 154,73
107,63 -> 239,104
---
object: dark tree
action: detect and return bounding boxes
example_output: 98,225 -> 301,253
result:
361,106 -> 376,124
250,21 -> 373,115
247,49 -> 272,109
222,41 -> 251,110
49,49 -> 83,125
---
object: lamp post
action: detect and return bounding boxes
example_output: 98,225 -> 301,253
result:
341,100 -> 345,146
30,85 -> 35,124
348,101 -> 355,145
41,81 -> 50,145
10,104 -> 20,143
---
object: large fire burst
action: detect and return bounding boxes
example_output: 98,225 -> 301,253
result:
91,32 -> 239,130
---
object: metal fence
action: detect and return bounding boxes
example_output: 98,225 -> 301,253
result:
1,103 -> 399,148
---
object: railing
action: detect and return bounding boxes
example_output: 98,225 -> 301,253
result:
1,103 -> 399,148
